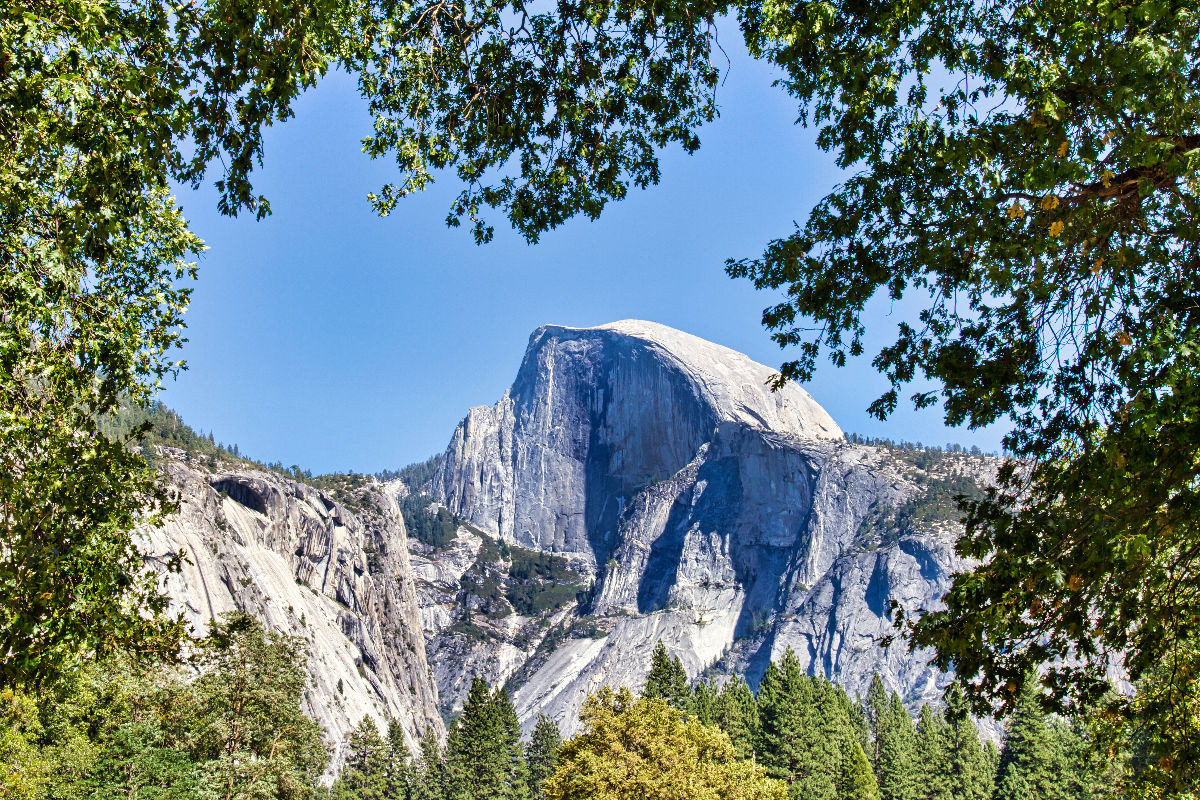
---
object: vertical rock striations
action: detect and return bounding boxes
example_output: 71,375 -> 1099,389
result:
431,320 -> 842,563
141,457 -> 444,766
426,320 -> 993,734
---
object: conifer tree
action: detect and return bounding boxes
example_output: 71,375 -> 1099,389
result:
755,650 -> 837,800
642,641 -> 690,710
940,685 -> 991,800
850,693 -> 872,754
445,677 -> 529,800
915,705 -> 951,800
689,679 -> 718,726
865,680 -> 920,800
386,718 -> 414,800
333,717 -> 390,800
445,678 -> 497,800
1058,717 -> 1121,800
982,742 -> 1001,793
865,676 -> 889,765
413,729 -> 447,800
713,676 -> 759,760
526,715 -> 563,800
839,734 -> 879,800
824,679 -> 879,800
994,679 -> 1068,800
494,687 -> 530,800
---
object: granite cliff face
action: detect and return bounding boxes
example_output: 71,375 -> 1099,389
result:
140,457 -> 444,764
425,321 -> 992,733
141,319 -> 993,749
430,321 -> 841,562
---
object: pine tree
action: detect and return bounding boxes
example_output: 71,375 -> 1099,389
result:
994,679 -> 1068,800
940,685 -> 991,800
445,677 -> 497,800
865,679 -> 920,800
865,676 -> 889,765
333,716 -> 390,800
445,677 -> 529,800
713,675 -> 759,760
494,687 -> 530,800
826,679 -> 879,800
982,741 -> 1001,793
851,693 -> 872,754
386,718 -> 414,800
526,715 -> 563,800
755,649 -> 837,800
915,705 -> 951,800
413,729 -> 447,800
642,641 -> 690,710
1057,717 -> 1121,800
839,731 -> 880,800
689,678 -> 718,726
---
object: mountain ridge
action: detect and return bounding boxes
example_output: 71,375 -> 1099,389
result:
143,319 -> 995,748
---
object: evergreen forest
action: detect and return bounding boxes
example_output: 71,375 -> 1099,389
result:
3,634 -> 1127,800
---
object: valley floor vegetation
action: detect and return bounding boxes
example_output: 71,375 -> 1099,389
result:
2,634 -> 1131,800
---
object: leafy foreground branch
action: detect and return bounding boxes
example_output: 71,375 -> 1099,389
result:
1,0 -> 727,688
721,0 -> 1200,790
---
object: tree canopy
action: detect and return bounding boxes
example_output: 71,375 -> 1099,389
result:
642,641 -> 691,710
1,0 -> 727,687
8,0 -> 1200,787
0,612 -> 327,800
543,687 -> 786,800
719,0 -> 1200,773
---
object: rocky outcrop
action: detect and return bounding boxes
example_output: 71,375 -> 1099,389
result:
426,320 -> 994,734
140,319 -> 995,749
140,458 -> 444,766
406,521 -> 591,718
430,321 -> 842,564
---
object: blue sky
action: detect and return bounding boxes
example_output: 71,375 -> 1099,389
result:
163,35 -> 1006,475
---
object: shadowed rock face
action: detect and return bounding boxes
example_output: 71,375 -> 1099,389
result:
140,320 -> 995,748
424,320 -> 993,734
430,321 -> 842,565
141,459 -> 444,769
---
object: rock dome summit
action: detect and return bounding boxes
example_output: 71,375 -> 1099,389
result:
142,320 -> 995,760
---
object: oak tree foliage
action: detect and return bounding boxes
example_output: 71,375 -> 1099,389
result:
543,687 -> 786,800
721,0 -> 1200,772
1,0 -> 728,688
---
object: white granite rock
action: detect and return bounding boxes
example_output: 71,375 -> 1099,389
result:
140,458 -> 444,769
424,320 -> 995,735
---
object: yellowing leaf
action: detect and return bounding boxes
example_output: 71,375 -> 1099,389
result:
1049,220 -> 1064,236
1040,194 -> 1060,210
1007,200 -> 1026,219
1057,141 -> 1069,157
1091,258 -> 1103,275
1102,169 -> 1114,189
1067,575 -> 1082,591
1117,332 -> 1132,346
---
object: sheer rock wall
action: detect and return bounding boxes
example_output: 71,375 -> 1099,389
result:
141,460 -> 444,766
425,321 -> 990,734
